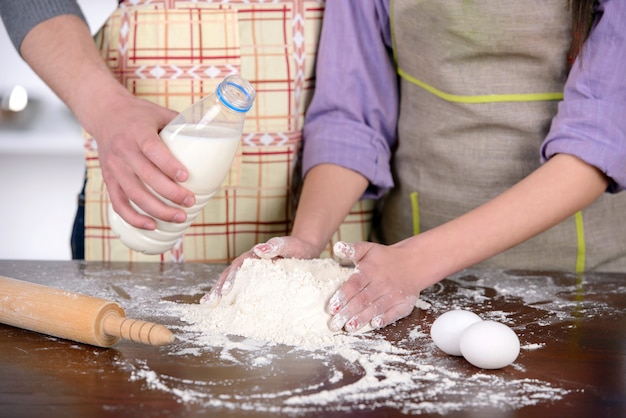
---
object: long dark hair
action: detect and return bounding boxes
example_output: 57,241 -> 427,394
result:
568,0 -> 597,62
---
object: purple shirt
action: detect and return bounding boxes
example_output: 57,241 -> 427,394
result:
303,0 -> 626,198
542,0 -> 626,193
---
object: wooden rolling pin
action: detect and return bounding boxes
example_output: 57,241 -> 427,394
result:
0,275 -> 175,347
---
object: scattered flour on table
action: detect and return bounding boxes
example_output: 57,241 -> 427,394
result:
20,263 -> 585,415
179,258 -> 369,348
133,261 -> 576,416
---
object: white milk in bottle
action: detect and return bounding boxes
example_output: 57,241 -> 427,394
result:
108,75 -> 255,254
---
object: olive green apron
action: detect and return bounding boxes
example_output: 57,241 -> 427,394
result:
380,0 -> 626,272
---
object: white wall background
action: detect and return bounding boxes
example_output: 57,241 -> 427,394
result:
0,1 -> 116,260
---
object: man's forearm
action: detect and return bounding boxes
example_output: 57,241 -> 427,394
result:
20,14 -> 131,135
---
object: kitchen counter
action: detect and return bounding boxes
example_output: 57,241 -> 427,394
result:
0,260 -> 624,417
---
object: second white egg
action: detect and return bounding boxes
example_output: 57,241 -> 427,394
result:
459,320 -> 520,369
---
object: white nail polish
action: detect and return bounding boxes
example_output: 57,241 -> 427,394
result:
200,291 -> 219,307
371,314 -> 384,329
330,312 -> 348,332
221,280 -> 233,296
333,241 -> 355,259
345,317 -> 360,333
328,290 -> 346,314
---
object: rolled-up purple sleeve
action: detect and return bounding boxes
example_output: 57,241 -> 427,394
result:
541,0 -> 626,192
302,0 -> 398,199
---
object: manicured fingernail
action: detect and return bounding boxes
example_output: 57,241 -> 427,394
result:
330,311 -> 349,332
371,314 -> 384,329
254,238 -> 284,258
173,212 -> 187,222
254,242 -> 275,257
221,270 -> 237,296
345,317 -> 360,333
221,280 -> 233,296
328,290 -> 346,314
143,221 -> 156,230
333,241 -> 355,259
255,243 -> 270,253
200,291 -> 219,307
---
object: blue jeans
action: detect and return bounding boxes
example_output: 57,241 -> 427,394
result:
70,175 -> 86,260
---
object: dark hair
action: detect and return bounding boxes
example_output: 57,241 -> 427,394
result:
568,0 -> 597,62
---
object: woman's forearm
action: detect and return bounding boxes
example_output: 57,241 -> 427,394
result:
291,164 -> 369,254
401,153 -> 609,282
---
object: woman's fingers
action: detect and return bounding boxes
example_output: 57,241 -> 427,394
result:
328,240 -> 419,332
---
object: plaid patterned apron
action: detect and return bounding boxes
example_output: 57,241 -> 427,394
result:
382,0 -> 626,272
83,0 -> 374,262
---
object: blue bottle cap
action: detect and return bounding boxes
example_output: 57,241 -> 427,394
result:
216,75 -> 256,113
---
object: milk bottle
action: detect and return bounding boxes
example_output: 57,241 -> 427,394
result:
108,75 -> 255,254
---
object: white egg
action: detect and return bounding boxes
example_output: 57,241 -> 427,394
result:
459,320 -> 520,369
430,309 -> 482,356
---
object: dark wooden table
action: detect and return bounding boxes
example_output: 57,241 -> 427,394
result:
0,260 -> 624,417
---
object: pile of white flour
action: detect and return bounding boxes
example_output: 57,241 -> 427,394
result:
179,258 -> 358,347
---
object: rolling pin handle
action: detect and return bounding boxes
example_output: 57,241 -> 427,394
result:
102,313 -> 175,346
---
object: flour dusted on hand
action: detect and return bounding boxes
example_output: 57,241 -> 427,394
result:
181,258 -> 362,347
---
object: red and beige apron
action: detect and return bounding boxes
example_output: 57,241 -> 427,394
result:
83,0 -> 374,262
381,0 -> 626,272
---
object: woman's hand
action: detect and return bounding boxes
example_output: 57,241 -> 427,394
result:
327,241 -> 424,332
200,236 -> 322,306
